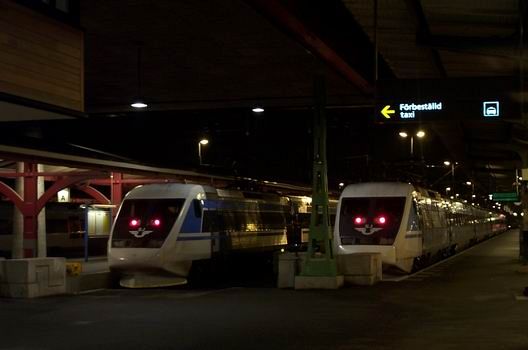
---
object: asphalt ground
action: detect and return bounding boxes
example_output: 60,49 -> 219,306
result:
1,229 -> 528,350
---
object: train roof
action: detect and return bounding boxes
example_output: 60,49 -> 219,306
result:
124,183 -> 205,199
124,183 -> 287,203
341,182 -> 414,198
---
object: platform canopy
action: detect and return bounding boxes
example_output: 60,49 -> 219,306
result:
0,0 -> 526,198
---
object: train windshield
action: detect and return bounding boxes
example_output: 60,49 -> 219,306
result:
111,198 -> 185,248
339,196 -> 406,245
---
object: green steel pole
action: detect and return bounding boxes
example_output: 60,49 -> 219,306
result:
301,74 -> 338,277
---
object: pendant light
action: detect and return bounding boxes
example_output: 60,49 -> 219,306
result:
131,45 -> 148,108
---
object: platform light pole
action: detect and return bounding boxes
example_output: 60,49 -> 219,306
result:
198,139 -> 209,166
443,160 -> 456,195
399,130 -> 425,158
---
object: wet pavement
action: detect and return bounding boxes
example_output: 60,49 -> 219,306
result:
1,230 -> 527,350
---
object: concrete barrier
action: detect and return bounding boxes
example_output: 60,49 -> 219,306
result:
337,253 -> 382,286
0,258 -> 66,298
278,252 -> 344,289
278,252 -> 382,288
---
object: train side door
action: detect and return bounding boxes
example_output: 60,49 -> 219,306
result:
206,209 -> 229,257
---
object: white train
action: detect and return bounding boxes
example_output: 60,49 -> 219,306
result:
334,182 -> 507,272
109,183 -> 312,288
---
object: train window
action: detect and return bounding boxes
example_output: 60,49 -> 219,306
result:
111,198 -> 185,248
203,210 -> 216,232
339,196 -> 406,245
407,202 -> 420,231
418,204 -> 433,229
260,212 -> 286,230
430,204 -> 443,228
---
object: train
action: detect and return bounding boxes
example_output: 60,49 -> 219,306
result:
334,182 -> 507,272
108,183 -> 334,288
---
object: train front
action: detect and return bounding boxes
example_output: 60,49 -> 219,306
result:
334,182 -> 416,272
108,184 -> 204,288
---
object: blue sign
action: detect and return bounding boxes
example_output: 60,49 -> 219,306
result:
483,101 -> 500,117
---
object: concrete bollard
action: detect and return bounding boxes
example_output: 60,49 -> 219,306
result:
277,253 -> 300,288
337,253 -> 382,286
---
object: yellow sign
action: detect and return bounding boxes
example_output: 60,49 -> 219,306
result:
381,105 -> 395,119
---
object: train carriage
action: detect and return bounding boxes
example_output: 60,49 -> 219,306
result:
108,184 -> 294,288
334,182 -> 506,272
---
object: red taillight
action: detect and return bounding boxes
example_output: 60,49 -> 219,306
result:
354,216 -> 365,225
375,216 -> 387,225
129,218 -> 140,227
151,218 -> 161,227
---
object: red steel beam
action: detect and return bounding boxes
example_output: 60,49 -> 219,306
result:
0,180 -> 24,212
0,171 -> 107,178
75,185 -> 111,204
87,178 -> 184,186
246,0 -> 374,95
36,175 -> 96,213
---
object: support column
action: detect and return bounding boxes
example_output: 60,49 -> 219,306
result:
110,172 -> 123,219
23,163 -> 38,258
12,162 -> 24,259
521,180 -> 528,263
37,164 -> 46,257
301,74 -> 338,278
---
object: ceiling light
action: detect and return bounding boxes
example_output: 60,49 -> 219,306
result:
131,46 -> 148,109
252,107 -> 264,113
131,101 -> 148,108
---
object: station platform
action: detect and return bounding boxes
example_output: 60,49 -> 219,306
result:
1,229 -> 528,349
66,256 -> 111,293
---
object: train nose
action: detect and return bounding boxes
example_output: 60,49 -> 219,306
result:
108,248 -> 161,270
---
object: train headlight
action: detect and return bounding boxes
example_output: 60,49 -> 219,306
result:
375,216 -> 387,225
354,216 -> 366,225
129,218 -> 141,228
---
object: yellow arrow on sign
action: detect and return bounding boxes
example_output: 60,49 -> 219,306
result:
381,105 -> 395,119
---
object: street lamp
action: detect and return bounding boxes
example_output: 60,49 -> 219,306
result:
444,160 -> 455,197
399,130 -> 425,157
198,139 -> 209,165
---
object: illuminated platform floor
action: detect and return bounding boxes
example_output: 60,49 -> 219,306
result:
1,230 -> 528,350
